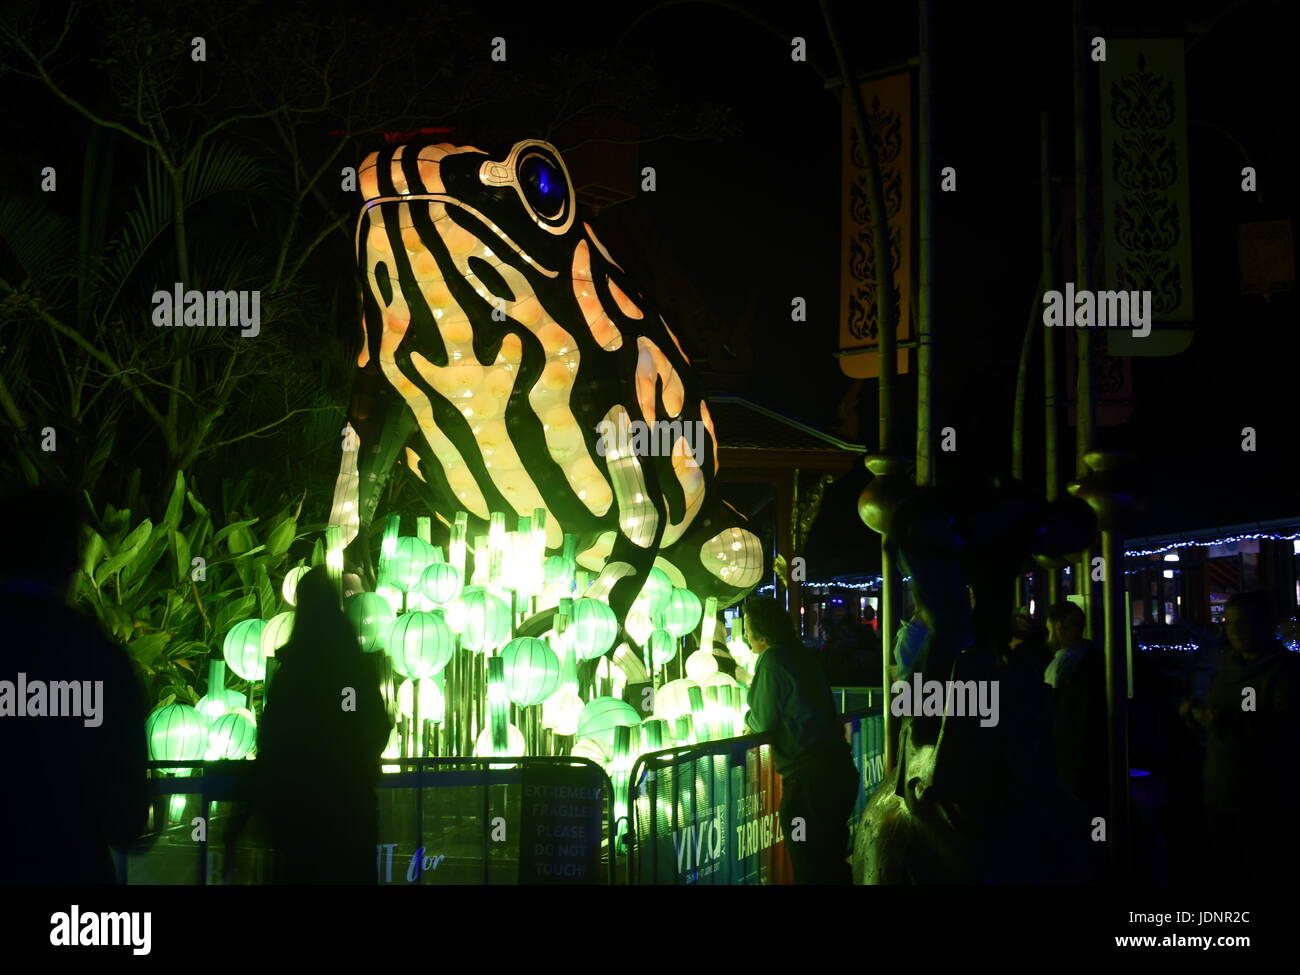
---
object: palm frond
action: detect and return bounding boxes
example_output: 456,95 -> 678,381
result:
0,197 -> 74,298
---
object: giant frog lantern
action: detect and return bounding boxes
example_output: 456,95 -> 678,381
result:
328,139 -> 764,626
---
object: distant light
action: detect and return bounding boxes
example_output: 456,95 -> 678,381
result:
1163,570 -> 1174,579
1164,553 -> 1180,562
1129,768 -> 1150,778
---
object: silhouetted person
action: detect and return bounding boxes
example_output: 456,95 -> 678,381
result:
744,596 -> 857,884
255,567 -> 391,883
821,604 -> 867,684
1005,607 -> 1049,674
1045,601 -> 1107,809
0,488 -> 149,883
1184,591 -> 1300,884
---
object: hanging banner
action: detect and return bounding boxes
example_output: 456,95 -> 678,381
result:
838,71 -> 912,378
1100,39 -> 1194,356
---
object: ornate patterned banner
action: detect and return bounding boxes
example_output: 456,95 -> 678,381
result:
838,71 -> 911,379
1100,39 -> 1194,357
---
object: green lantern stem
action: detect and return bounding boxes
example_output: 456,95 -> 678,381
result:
701,596 -> 719,649
207,659 -> 226,698
377,514 -> 401,589
487,656 -> 508,754
450,513 -> 468,581
325,525 -> 343,592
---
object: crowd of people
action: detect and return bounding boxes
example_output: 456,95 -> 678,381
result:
4,484 -> 1299,886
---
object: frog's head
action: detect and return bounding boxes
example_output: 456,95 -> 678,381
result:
341,138 -> 760,614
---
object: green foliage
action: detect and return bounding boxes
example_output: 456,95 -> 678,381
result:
76,469 -> 303,707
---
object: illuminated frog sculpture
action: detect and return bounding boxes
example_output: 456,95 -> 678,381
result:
328,138 -> 763,623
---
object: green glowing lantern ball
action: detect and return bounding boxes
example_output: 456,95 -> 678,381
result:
663,588 -> 703,638
387,612 -> 453,678
196,687 -> 246,721
345,592 -> 395,652
570,597 -> 618,661
222,619 -> 267,681
501,637 -> 561,706
543,555 -> 570,587
397,678 -> 445,722
418,561 -> 463,605
647,629 -> 677,667
281,565 -> 310,607
576,696 -> 641,747
260,611 -> 295,658
701,671 -> 739,689
375,585 -> 404,614
654,679 -> 701,721
147,703 -> 208,761
685,648 -> 719,682
460,589 -> 512,651
206,708 -> 257,760
474,722 -> 526,757
542,690 -> 585,736
390,536 -> 436,592
570,735 -> 610,765
638,568 -> 672,616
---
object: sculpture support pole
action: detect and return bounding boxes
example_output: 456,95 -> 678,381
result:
1042,110 -> 1061,606
916,0 -> 935,489
1070,450 -> 1134,882
1100,524 -> 1129,878
1073,0 -> 1099,636
824,0 -> 905,774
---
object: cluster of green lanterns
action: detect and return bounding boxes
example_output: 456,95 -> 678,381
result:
146,659 -> 257,764
146,508 -> 759,812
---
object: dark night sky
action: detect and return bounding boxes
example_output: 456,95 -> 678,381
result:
4,0 -> 1296,574
589,0 -> 1300,570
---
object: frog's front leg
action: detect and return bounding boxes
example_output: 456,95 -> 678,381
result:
329,360 -> 417,588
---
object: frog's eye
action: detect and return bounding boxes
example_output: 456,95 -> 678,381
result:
518,153 -> 566,220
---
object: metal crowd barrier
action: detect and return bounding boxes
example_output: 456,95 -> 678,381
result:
127,756 -> 616,885
626,702 -> 886,885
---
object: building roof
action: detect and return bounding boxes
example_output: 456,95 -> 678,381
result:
709,397 -> 866,455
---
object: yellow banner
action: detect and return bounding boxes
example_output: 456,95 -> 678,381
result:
1101,39 -> 1194,356
838,71 -> 911,378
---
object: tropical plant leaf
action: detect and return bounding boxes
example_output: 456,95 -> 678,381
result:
0,197 -> 74,297
163,471 -> 186,531
82,527 -> 107,580
255,562 -> 276,620
124,522 -> 170,588
183,142 -> 263,211
101,154 -> 172,323
171,529 -> 191,587
127,632 -> 171,667
214,518 -> 258,551
95,534 -> 145,586
82,424 -> 118,492
266,515 -> 296,560
211,592 -> 256,638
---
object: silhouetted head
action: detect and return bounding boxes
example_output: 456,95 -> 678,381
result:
0,487 -> 83,596
279,566 -> 360,662
743,596 -> 798,653
1224,591 -> 1277,657
1010,608 -> 1043,647
1046,601 -> 1085,650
